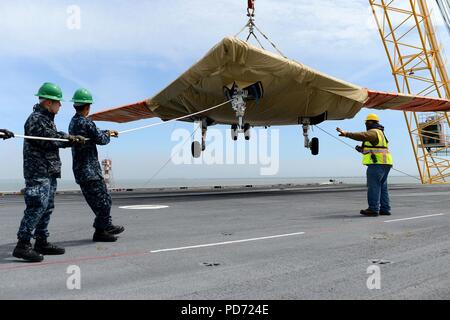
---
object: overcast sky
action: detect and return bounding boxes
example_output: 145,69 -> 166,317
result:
0,0 -> 449,184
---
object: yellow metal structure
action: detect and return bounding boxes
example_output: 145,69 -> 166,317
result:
369,0 -> 450,184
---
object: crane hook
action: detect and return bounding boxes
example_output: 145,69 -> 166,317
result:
247,0 -> 255,17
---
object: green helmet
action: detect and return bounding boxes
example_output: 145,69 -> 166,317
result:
35,82 -> 64,101
71,88 -> 94,104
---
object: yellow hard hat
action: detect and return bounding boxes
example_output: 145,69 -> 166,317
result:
365,113 -> 380,122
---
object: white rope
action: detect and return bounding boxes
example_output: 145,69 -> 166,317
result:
0,132 -> 69,142
118,99 -> 232,135
14,134 -> 69,142
0,99 -> 232,142
142,124 -> 202,187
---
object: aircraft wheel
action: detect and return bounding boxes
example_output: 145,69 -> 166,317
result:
191,141 -> 202,158
231,124 -> 238,141
311,137 -> 319,156
244,123 -> 251,141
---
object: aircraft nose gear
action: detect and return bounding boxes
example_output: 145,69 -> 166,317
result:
302,119 -> 319,155
223,81 -> 263,141
231,88 -> 247,131
231,123 -> 251,141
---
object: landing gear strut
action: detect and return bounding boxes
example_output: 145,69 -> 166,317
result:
302,119 -> 319,155
191,119 -> 208,158
224,82 -> 263,142
230,87 -> 251,141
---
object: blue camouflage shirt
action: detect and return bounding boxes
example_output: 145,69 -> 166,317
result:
69,113 -> 110,184
23,104 -> 70,180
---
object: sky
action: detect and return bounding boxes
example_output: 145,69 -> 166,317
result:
0,0 -> 449,183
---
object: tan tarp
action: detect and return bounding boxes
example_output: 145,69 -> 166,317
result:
90,37 -> 450,124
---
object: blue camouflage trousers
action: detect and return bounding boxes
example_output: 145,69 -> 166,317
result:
79,179 -> 112,230
17,177 -> 58,241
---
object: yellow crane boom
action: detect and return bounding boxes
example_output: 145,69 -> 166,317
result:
369,0 -> 450,184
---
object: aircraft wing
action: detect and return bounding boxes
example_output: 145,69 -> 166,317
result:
90,37 -> 450,125
364,90 -> 450,112
89,100 -> 155,123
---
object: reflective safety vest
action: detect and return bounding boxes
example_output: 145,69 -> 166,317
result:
362,129 -> 393,165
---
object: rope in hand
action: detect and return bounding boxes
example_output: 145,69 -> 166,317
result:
0,133 -> 69,142
0,100 -> 232,142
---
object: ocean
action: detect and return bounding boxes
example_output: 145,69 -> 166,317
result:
0,176 -> 420,192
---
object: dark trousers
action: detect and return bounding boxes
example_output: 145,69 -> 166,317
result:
79,179 -> 112,230
17,178 -> 58,241
367,164 -> 391,213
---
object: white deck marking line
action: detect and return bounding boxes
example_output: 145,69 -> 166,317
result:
119,205 -> 169,210
149,232 -> 305,253
384,213 -> 445,223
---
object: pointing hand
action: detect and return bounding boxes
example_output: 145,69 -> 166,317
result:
336,127 -> 347,137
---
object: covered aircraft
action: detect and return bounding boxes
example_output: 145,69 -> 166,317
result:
90,37 -> 450,157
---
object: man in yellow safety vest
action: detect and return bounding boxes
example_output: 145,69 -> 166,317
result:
336,114 -> 393,217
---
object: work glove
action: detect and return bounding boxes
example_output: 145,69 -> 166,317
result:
68,135 -> 86,145
0,129 -> 14,140
108,130 -> 119,138
355,145 -> 363,153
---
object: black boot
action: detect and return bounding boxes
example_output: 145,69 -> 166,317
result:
13,239 -> 44,262
34,238 -> 65,255
105,224 -> 125,235
93,229 -> 118,242
360,208 -> 379,217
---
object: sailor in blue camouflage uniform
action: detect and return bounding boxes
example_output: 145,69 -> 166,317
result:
13,82 -> 86,263
68,88 -> 124,242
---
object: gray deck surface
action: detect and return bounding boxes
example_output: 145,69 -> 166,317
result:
0,184 -> 449,300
